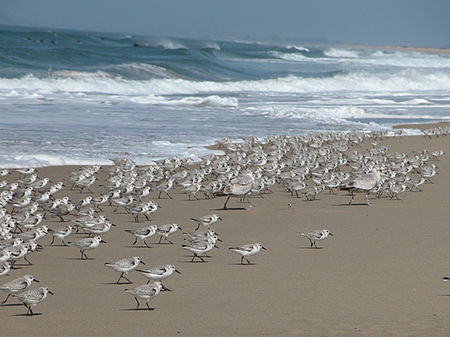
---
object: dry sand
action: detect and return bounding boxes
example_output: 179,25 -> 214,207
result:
1,129 -> 449,337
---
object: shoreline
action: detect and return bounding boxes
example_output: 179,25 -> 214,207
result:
1,122 -> 449,170
0,123 -> 449,336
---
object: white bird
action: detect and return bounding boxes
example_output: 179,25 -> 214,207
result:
340,168 -> 381,205
0,274 -> 39,304
68,236 -> 106,259
229,243 -> 266,264
125,225 -> 158,247
182,240 -> 216,262
50,225 -> 73,246
190,214 -> 223,230
156,224 -> 181,244
105,256 -> 145,284
11,286 -> 54,316
136,264 -> 180,283
299,229 -> 333,248
217,173 -> 253,210
156,179 -> 174,199
124,281 -> 170,310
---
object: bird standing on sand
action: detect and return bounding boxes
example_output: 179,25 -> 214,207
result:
125,281 -> 171,310
229,243 -> 267,264
299,229 -> 333,248
11,286 -> 54,316
105,257 -> 145,284
217,173 -> 253,210
0,274 -> 39,304
340,168 -> 381,205
190,214 -> 222,230
68,236 -> 106,259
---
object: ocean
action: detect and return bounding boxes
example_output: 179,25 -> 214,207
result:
1,25 -> 449,168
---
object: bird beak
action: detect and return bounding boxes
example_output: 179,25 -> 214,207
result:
101,240 -> 107,243
175,269 -> 181,274
214,245 -> 220,249
33,278 -> 40,283
48,290 -> 54,295
140,260 -> 145,265
111,223 -> 117,226
161,285 -> 172,292
329,233 -> 334,236
219,217 -> 223,221
262,246 -> 267,250
178,226 -> 182,230
217,238 -> 223,242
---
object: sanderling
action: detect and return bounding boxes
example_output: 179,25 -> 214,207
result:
217,173 -> 253,210
182,240 -> 216,262
68,236 -> 106,259
229,243 -> 266,265
105,256 -> 145,284
136,264 -> 180,282
0,274 -> 39,304
190,214 -> 223,230
156,224 -> 181,244
125,225 -> 158,247
156,179 -> 174,199
340,168 -> 381,205
299,229 -> 333,248
125,281 -> 170,310
11,286 -> 53,316
50,225 -> 74,246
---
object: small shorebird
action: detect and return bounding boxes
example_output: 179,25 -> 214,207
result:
68,236 -> 106,259
105,257 -> 145,284
125,225 -> 158,247
136,264 -> 180,282
299,229 -> 333,248
340,168 -> 381,205
125,281 -> 171,310
156,224 -> 181,244
0,274 -> 39,304
229,243 -> 266,264
50,225 -> 73,246
217,173 -> 253,210
156,179 -> 174,199
11,286 -> 54,316
182,240 -> 216,262
190,214 -> 222,230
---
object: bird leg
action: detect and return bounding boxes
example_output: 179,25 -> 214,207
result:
143,240 -> 150,248
132,238 -> 137,246
134,297 -> 140,308
223,195 -> 231,210
1,293 -> 11,304
117,273 -> 131,284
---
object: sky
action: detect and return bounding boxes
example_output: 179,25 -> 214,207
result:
1,0 -> 449,47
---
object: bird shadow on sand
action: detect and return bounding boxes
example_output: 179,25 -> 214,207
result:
126,245 -> 152,249
335,202 -> 370,206
64,257 -> 96,261
120,307 -> 155,311
101,281 -> 133,285
211,207 -> 247,211
228,263 -> 256,266
12,312 -> 42,317
296,246 -> 324,250
0,303 -> 23,307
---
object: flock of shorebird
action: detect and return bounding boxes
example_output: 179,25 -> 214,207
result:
0,128 -> 447,315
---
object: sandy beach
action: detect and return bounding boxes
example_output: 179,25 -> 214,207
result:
1,125 -> 449,337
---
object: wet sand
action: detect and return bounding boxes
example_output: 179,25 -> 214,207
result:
1,129 -> 449,336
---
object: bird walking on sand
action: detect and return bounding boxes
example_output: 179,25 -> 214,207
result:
190,214 -> 222,230
68,236 -> 106,259
340,168 -> 381,205
125,225 -> 158,247
182,240 -> 216,262
299,229 -> 333,248
136,264 -> 180,283
105,257 -> 145,284
229,243 -> 266,265
156,224 -> 181,244
125,281 -> 171,310
217,173 -> 253,210
0,274 -> 39,304
11,286 -> 54,316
